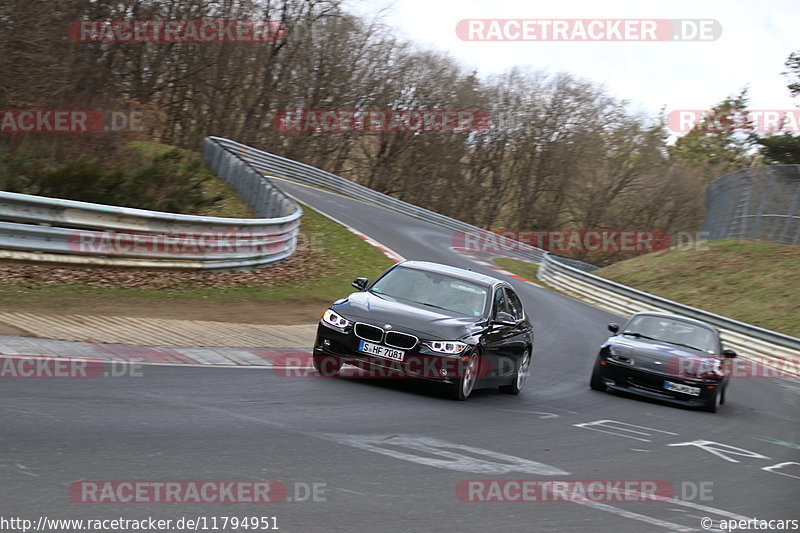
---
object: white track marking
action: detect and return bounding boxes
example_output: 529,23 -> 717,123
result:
569,498 -> 696,532
762,461 -> 800,479
666,441 -> 770,463
322,434 -> 569,475
574,420 -> 679,442
130,395 -> 761,532
565,483 -> 756,532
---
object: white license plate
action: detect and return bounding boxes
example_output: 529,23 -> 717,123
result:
663,380 -> 701,396
358,341 -> 405,362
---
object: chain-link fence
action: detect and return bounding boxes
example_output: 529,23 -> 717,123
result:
701,165 -> 800,244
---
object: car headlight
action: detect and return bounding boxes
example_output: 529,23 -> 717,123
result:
425,341 -> 468,354
322,309 -> 351,329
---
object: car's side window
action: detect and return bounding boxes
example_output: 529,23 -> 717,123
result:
505,288 -> 524,321
492,287 -> 508,319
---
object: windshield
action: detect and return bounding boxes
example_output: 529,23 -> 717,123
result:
369,266 -> 488,317
623,315 -> 718,355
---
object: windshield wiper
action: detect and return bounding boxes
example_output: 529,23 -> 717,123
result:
379,293 -> 447,311
624,332 -> 658,341
626,332 -> 705,352
657,340 -> 705,352
418,301 -> 452,312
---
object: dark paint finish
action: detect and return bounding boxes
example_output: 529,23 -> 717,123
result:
591,312 -> 737,412
313,261 -> 533,399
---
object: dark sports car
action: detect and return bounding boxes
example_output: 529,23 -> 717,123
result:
312,260 -> 533,400
590,311 -> 737,412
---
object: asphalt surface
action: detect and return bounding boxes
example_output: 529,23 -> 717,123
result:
1,181 -> 798,533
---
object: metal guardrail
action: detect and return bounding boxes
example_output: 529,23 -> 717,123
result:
701,165 -> 800,244
3,136 -> 795,370
209,136 -> 797,373
0,142 -> 302,271
538,254 -> 800,375
205,137 -> 604,271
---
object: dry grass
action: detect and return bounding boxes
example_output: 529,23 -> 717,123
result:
595,240 -> 800,336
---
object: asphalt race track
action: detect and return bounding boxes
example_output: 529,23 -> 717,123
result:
1,181 -> 798,533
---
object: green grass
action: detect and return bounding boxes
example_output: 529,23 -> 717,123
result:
594,239 -> 800,336
491,258 -> 539,280
0,203 -> 395,305
127,141 -> 254,218
1,139 -> 254,217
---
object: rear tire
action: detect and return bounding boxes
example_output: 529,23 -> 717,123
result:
590,358 -> 607,391
313,355 -> 342,377
500,349 -> 531,395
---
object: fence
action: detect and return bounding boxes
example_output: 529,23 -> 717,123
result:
701,165 -> 800,244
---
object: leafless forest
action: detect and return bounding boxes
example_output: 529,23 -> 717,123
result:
1,0 -> 758,260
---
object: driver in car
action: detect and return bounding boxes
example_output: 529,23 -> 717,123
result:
407,275 -> 432,302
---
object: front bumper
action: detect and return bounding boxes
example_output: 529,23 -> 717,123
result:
313,322 -> 470,382
598,359 -> 722,407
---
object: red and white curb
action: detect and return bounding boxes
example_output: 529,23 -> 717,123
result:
350,230 -> 403,263
0,338 -> 419,378
0,336 -> 311,369
452,247 -> 541,287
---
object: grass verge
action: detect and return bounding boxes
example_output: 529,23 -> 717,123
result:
491,258 -> 539,280
594,240 -> 799,336
0,202 -> 395,301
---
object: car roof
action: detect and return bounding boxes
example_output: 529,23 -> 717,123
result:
628,311 -> 719,333
395,260 -> 501,288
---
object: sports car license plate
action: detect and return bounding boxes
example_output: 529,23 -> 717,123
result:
358,341 -> 405,362
663,380 -> 701,396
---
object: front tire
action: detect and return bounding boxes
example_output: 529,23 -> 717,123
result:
590,358 -> 607,391
500,349 -> 531,395
451,352 -> 480,401
313,354 -> 342,377
704,386 -> 722,413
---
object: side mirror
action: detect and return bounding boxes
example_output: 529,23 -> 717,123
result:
608,323 -> 620,334
494,311 -> 517,326
351,277 -> 368,291
722,349 -> 737,358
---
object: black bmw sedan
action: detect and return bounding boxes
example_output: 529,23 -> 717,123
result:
313,260 -> 533,400
590,311 -> 737,412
